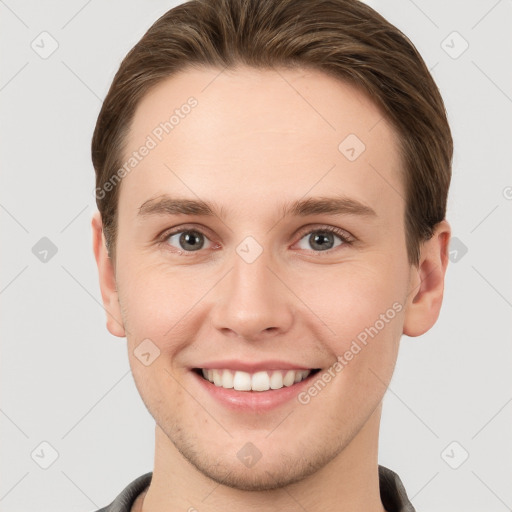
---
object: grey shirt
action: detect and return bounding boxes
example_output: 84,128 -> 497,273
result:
94,465 -> 415,512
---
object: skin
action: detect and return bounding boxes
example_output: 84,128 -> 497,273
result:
92,66 -> 450,512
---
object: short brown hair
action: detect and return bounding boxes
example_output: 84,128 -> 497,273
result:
92,0 -> 452,267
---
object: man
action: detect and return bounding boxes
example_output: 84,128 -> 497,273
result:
91,0 -> 452,510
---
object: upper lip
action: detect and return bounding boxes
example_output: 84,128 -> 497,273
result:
193,360 -> 316,373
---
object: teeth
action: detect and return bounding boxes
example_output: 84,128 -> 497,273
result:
283,370 -> 295,387
251,371 -> 270,391
221,369 -> 234,389
213,370 -> 223,386
233,370 -> 252,391
270,371 -> 284,389
200,369 -> 312,391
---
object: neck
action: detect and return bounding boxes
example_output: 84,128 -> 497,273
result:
140,404 -> 386,512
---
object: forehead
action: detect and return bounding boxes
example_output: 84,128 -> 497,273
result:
120,65 -> 404,223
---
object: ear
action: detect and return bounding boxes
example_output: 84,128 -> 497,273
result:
403,220 -> 451,337
91,210 -> 126,338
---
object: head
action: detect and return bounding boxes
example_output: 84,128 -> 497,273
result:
92,0 -> 451,492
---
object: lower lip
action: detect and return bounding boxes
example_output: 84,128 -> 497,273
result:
191,370 -> 319,412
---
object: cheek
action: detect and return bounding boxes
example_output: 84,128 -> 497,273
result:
117,257 -> 205,337
299,258 -> 406,399
305,259 -> 407,341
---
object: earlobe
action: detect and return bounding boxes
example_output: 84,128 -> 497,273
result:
91,210 -> 126,338
403,220 -> 451,337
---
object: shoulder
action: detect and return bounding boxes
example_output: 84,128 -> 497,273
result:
378,465 -> 416,512
90,472 -> 152,512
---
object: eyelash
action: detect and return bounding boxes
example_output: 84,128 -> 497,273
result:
157,224 -> 355,256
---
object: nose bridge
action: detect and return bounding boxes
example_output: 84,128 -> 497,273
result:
211,237 -> 293,339
233,242 -> 272,297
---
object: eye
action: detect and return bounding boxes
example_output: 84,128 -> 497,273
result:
162,228 -> 215,253
294,226 -> 353,252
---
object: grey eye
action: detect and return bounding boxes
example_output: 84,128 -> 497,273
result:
296,230 -> 344,252
167,230 -> 208,251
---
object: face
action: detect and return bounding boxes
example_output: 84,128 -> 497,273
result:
94,66 -> 441,491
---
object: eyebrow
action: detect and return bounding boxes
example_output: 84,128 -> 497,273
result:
137,194 -> 377,220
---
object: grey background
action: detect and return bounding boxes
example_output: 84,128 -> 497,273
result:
1,0 -> 511,510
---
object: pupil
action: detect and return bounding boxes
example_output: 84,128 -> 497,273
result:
311,232 -> 333,251
180,231 -> 203,251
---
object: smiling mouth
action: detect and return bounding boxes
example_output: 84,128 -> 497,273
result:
193,368 -> 321,392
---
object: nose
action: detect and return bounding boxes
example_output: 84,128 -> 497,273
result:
210,245 -> 294,341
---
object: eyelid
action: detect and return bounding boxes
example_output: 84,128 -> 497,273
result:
293,224 -> 355,244
157,223 -> 215,242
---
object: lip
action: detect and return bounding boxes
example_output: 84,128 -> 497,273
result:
193,359 -> 314,373
190,367 -> 321,412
